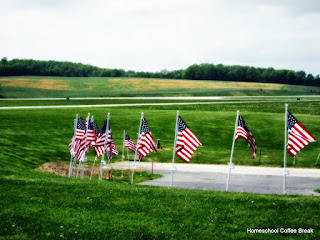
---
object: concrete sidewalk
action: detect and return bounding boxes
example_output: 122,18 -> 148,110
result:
110,162 -> 320,196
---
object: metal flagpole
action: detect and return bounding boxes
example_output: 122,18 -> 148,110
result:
81,158 -> 85,179
171,111 -> 179,186
107,129 -> 112,180
107,114 -> 110,180
131,112 -> 143,184
139,132 -> 142,177
100,113 -> 110,180
90,156 -> 97,180
69,115 -> 78,177
127,146 -> 130,177
122,130 -> 125,177
76,161 -> 81,178
315,153 -> 320,165
77,113 -> 90,179
283,104 -> 289,194
226,110 -> 240,192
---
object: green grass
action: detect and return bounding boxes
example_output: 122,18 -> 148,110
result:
1,76 -> 319,98
0,102 -> 319,172
1,81 -> 320,239
1,169 -> 320,239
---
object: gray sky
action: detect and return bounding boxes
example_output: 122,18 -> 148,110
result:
1,0 -> 319,75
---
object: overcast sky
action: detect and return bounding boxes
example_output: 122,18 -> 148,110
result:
1,0 -> 319,75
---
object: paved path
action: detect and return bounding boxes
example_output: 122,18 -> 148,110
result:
110,162 -> 320,196
1,95 -> 319,100
1,99 -> 319,110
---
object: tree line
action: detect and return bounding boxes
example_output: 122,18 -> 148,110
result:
1,58 -> 319,86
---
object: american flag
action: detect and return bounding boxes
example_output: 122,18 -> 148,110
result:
74,117 -> 90,160
87,119 -> 98,143
287,111 -> 316,156
69,117 -> 87,159
235,115 -> 257,158
124,132 -> 137,152
175,116 -> 202,163
75,117 -> 86,140
106,130 -> 118,161
137,117 -> 157,157
92,118 -> 108,157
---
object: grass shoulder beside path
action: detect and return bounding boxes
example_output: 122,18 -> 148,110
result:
1,168 -> 320,239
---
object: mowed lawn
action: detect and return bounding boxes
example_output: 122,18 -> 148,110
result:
1,100 -> 320,239
0,102 -> 319,170
1,76 -> 319,97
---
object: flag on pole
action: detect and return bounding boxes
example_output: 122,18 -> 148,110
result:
235,115 -> 257,158
74,116 -> 90,160
87,119 -> 99,142
124,133 -> 137,152
106,130 -> 118,161
175,116 -> 202,163
75,117 -> 86,140
137,117 -> 157,157
287,111 -> 316,156
92,118 -> 108,157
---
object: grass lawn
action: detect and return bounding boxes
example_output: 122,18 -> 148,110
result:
1,102 -> 319,170
0,79 -> 320,239
1,169 -> 320,239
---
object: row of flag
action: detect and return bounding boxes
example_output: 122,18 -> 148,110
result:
69,109 -> 316,165
69,114 -> 118,162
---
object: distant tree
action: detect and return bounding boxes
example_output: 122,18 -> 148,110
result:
305,74 -> 315,86
1,57 -> 8,65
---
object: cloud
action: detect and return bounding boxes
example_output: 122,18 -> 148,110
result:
0,0 -> 319,75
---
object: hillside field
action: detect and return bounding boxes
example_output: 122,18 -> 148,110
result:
1,76 -> 319,98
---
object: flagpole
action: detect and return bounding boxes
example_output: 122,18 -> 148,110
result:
127,146 -> 130,177
226,110 -> 239,192
69,115 -> 78,177
131,112 -> 143,184
108,129 -> 112,180
90,156 -> 97,180
100,113 -> 110,180
283,104 -> 288,194
315,153 -> 320,166
77,113 -> 90,179
171,111 -> 179,186
122,130 -> 125,177
139,132 -> 142,176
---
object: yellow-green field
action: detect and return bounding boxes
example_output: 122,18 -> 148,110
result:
1,76 -> 319,98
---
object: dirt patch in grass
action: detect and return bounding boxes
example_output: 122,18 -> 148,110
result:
38,162 -> 129,179
0,78 -> 70,90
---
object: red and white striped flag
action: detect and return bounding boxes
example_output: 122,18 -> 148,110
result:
75,117 -> 86,140
92,118 -> 108,157
106,130 -> 118,161
137,117 -> 157,157
74,117 -> 90,160
125,132 -> 136,152
175,116 -> 202,163
235,115 -> 257,158
287,111 -> 316,156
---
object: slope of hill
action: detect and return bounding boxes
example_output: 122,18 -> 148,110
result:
0,76 -> 319,98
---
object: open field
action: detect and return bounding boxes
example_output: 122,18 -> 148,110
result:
1,76 -> 319,98
1,79 -> 320,239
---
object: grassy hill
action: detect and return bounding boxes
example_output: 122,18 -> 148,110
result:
1,76 -> 319,98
